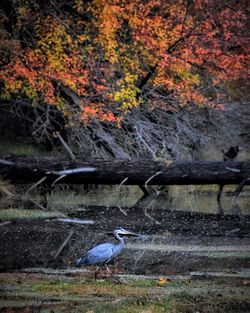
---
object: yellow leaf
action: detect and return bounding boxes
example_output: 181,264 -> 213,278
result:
157,277 -> 167,285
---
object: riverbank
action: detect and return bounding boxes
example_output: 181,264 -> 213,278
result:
0,270 -> 249,313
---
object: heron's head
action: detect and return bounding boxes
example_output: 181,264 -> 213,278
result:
113,227 -> 141,237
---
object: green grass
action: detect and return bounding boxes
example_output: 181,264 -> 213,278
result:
1,272 -> 250,313
46,186 -> 142,209
0,208 -> 63,220
91,298 -> 172,313
31,279 -> 172,313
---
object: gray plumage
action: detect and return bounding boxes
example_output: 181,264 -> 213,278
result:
76,227 -> 139,267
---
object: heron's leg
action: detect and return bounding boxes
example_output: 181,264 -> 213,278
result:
94,266 -> 100,280
114,259 -> 123,274
105,265 -> 110,274
105,265 -> 123,284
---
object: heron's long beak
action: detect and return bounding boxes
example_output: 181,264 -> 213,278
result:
107,228 -> 147,238
122,230 -> 140,236
121,230 -> 147,238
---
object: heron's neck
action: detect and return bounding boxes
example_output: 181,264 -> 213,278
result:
114,233 -> 124,245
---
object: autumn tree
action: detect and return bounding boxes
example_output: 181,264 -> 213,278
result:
0,0 -> 249,126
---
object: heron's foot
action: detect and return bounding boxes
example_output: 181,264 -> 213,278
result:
105,266 -> 126,284
109,273 -> 126,284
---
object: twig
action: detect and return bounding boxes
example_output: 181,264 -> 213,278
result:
26,176 -> 47,195
0,159 -> 14,166
52,218 -> 94,224
144,207 -> 161,225
54,230 -> 74,259
117,205 -> 128,216
29,198 -> 46,211
0,221 -> 12,227
0,185 -> 14,197
51,174 -> 67,187
225,167 -> 241,173
144,171 -> 162,194
118,177 -> 128,190
55,131 -> 75,160
46,167 -> 97,176
49,167 -> 97,186
132,249 -> 146,270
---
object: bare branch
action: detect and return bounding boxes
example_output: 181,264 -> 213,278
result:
145,171 -> 162,194
47,167 -> 97,176
26,176 -> 47,195
51,174 -> 67,187
54,230 -> 74,259
0,159 -> 14,166
55,131 -> 75,160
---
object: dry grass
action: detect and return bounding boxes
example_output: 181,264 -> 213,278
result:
0,177 -> 15,198
0,272 -> 249,313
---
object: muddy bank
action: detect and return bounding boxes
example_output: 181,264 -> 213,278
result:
71,205 -> 250,236
0,207 -> 249,274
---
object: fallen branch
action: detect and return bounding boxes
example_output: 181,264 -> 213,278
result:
0,156 -> 249,186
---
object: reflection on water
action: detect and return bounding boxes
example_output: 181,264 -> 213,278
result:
39,184 -> 250,215
169,185 -> 250,215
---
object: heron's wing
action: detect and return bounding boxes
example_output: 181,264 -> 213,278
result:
77,243 -> 115,266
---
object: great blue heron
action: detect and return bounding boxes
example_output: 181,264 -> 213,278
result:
76,227 -> 142,280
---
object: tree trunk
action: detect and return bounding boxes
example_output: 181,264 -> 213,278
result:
0,155 -> 250,186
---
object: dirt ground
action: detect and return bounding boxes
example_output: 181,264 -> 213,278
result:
0,270 -> 249,313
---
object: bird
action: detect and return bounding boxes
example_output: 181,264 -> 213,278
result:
76,227 -> 142,275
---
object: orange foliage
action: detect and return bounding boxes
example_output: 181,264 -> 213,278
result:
0,0 -> 249,122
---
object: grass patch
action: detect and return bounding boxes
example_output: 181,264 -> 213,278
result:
0,208 -> 62,220
32,279 -> 147,298
91,298 -> 172,313
47,186 -> 142,209
1,273 -> 250,313
129,278 -> 156,288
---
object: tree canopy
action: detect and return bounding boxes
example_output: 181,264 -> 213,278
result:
0,0 -> 249,124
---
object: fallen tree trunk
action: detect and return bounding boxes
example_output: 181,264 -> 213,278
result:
0,155 -> 250,186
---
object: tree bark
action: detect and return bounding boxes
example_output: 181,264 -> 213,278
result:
0,155 -> 250,186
